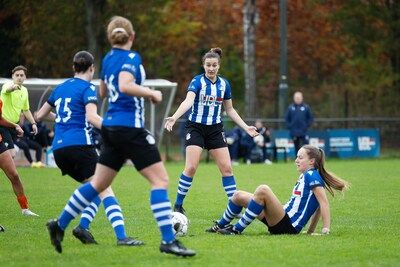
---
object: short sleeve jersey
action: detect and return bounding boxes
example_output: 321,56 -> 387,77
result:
47,78 -> 97,150
100,48 -> 146,128
0,82 -> 30,123
187,74 -> 232,125
283,169 -> 325,232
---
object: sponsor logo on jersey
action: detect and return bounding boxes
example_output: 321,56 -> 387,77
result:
200,94 -> 223,106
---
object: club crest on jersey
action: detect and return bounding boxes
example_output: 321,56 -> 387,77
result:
200,94 -> 223,106
186,133 -> 191,140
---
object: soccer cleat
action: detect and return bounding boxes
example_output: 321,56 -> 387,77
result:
217,224 -> 241,235
205,221 -> 231,233
173,204 -> 186,215
117,237 -> 145,246
22,209 -> 39,217
46,219 -> 65,253
159,239 -> 196,257
72,225 -> 98,244
0,225 -> 4,232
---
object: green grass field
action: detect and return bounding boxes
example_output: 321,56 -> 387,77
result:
1,158 -> 399,266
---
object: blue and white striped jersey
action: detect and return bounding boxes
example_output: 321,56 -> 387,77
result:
100,48 -> 146,128
47,78 -> 97,151
187,74 -> 232,125
283,169 -> 325,232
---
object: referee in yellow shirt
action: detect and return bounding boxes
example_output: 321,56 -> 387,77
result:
0,65 -> 38,156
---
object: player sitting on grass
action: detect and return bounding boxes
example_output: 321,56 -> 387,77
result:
207,145 -> 349,235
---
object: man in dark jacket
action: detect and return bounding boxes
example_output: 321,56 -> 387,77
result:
285,91 -> 314,155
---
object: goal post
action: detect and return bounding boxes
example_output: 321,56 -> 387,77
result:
0,78 -> 177,146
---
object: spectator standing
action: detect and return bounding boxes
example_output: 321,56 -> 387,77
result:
285,91 -> 313,155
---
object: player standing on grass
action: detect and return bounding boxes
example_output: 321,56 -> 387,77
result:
46,16 -> 195,257
164,47 -> 259,215
37,51 -> 140,246
0,98 -> 38,216
206,145 -> 349,235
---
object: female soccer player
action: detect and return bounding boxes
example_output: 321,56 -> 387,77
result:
37,51 -> 139,246
207,145 -> 349,235
45,16 -> 195,257
164,47 -> 259,214
0,99 -> 38,216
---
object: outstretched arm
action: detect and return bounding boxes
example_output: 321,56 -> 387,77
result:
164,91 -> 196,132
313,186 -> 330,234
224,99 -> 258,137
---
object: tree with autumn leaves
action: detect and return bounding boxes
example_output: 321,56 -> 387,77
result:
0,0 -> 398,118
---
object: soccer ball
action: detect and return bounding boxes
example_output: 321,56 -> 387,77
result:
171,212 -> 188,237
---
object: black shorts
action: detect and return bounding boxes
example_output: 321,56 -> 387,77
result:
0,140 -> 7,154
184,121 -> 227,150
98,126 -> 161,172
261,213 -> 299,235
53,145 -> 98,183
0,126 -> 16,150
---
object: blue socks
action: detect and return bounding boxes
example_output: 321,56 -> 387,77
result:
103,196 -> 127,240
58,183 -> 99,230
175,173 -> 193,206
150,189 -> 174,243
79,196 -> 101,230
234,199 -> 264,232
222,175 -> 237,199
217,200 -> 242,226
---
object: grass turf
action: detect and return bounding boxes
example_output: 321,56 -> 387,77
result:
0,158 -> 399,266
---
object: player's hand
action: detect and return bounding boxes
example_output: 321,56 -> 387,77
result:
246,126 -> 259,138
164,117 -> 176,132
150,90 -> 162,104
31,123 -> 38,135
15,125 -> 24,137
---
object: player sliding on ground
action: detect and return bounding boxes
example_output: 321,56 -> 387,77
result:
207,145 -> 349,236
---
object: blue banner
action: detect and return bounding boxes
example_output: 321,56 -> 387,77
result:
272,128 -> 380,159
353,129 -> 380,157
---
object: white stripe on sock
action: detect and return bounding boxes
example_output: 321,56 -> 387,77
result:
108,211 -> 123,221
151,202 -> 171,210
177,189 -> 188,195
81,213 -> 94,222
158,219 -> 172,227
112,220 -> 124,228
70,197 -> 84,211
179,184 -> 190,190
65,205 -> 78,217
74,190 -> 90,206
105,204 -> 121,214
154,210 -> 171,218
246,209 -> 258,218
180,180 -> 192,186
224,185 -> 236,190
